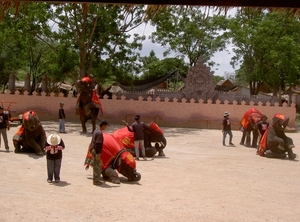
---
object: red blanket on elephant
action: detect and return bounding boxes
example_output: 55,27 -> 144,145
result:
112,127 -> 135,148
84,133 -> 135,170
240,108 -> 262,129
76,89 -> 103,115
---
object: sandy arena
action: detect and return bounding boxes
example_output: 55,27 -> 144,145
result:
0,120 -> 299,222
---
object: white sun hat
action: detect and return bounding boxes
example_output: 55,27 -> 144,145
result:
47,134 -> 61,146
224,111 -> 230,116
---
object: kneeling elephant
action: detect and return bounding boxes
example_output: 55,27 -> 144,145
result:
258,113 -> 297,160
13,110 -> 46,156
84,133 -> 141,184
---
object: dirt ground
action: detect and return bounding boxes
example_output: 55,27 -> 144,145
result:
0,120 -> 299,222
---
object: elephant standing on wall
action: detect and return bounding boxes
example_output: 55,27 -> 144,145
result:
76,77 -> 102,133
13,110 -> 46,156
84,133 -> 141,184
239,108 -> 262,148
258,113 -> 297,160
112,122 -> 167,157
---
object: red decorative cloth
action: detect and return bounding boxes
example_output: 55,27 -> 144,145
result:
240,108 -> 262,129
84,133 -> 126,170
258,128 -> 269,156
119,151 -> 136,171
112,127 -> 135,149
149,122 -> 163,134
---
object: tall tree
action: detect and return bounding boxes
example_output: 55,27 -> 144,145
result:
230,9 -> 300,98
51,3 -> 146,80
150,6 -> 229,68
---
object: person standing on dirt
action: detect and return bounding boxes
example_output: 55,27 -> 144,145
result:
44,134 -> 65,183
89,120 -> 109,186
222,111 -> 234,146
0,106 -> 10,152
59,102 -> 66,133
126,115 -> 148,161
257,115 -> 269,142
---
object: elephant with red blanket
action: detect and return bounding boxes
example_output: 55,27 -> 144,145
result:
13,110 -> 46,156
84,133 -> 141,184
239,108 -> 262,148
76,77 -> 103,133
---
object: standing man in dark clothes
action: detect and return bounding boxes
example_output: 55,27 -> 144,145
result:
89,120 -> 109,185
126,115 -> 148,160
0,106 -> 10,152
222,111 -> 234,146
58,102 -> 66,133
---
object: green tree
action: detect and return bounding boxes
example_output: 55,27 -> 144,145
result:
230,9 -> 300,99
150,6 -> 229,68
51,3 -> 146,80
140,50 -> 188,79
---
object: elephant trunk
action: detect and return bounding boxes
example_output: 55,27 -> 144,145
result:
155,136 -> 167,152
133,171 -> 141,181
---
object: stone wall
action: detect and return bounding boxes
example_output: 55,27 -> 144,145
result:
0,90 -> 296,130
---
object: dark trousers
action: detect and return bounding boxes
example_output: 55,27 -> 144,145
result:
47,158 -> 62,181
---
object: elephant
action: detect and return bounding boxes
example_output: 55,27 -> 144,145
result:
13,110 -> 46,156
84,133 -> 141,184
258,113 -> 297,160
112,122 -> 167,157
76,76 -> 102,133
239,108 -> 262,148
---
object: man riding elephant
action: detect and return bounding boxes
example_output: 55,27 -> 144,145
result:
13,110 -> 46,156
76,76 -> 103,133
239,108 -> 262,148
84,132 -> 141,184
112,122 -> 167,157
258,113 -> 297,160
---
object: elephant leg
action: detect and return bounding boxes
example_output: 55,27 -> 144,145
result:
13,141 -> 21,153
103,166 -> 120,184
158,150 -> 166,156
91,118 -> 96,133
80,116 -> 87,133
265,150 -> 286,159
154,143 -> 166,157
252,131 -> 259,148
35,147 -> 44,156
240,131 -> 246,145
287,149 -> 297,160
284,137 -> 295,149
245,131 -> 251,147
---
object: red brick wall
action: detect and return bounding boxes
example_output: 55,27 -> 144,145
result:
0,90 -> 296,130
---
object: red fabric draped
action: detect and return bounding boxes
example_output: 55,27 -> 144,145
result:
84,133 -> 126,170
112,127 -> 135,149
258,128 -> 269,156
240,108 -> 262,129
149,122 -> 163,134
